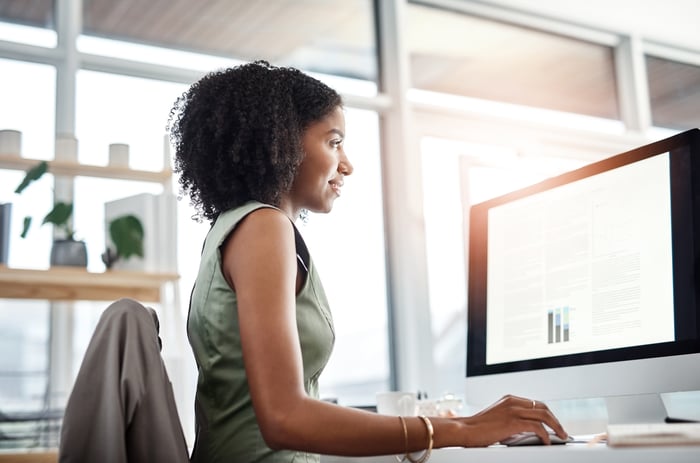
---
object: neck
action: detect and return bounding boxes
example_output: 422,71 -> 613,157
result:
277,198 -> 299,222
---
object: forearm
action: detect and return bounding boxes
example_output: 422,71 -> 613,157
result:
261,396 -> 463,457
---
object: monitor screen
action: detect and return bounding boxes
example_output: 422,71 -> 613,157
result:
465,129 -> 700,418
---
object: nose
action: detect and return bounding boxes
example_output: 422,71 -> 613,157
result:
339,153 -> 354,176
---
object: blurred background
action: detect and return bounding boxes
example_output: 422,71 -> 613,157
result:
0,0 -> 698,448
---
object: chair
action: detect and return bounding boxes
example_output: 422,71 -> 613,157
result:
58,298 -> 189,463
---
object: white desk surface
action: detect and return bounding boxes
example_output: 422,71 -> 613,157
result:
322,393 -> 700,462
321,443 -> 700,463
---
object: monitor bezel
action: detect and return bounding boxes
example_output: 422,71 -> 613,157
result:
466,128 -> 700,378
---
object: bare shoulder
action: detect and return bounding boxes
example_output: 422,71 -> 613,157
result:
222,207 -> 296,289
223,206 -> 295,263
234,206 -> 294,240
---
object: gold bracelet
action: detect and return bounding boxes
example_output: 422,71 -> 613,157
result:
395,415 -> 408,462
407,416 -> 434,463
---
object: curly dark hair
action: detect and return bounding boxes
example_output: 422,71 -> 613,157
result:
168,60 -> 342,223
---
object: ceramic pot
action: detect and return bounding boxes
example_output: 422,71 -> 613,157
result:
50,239 -> 88,267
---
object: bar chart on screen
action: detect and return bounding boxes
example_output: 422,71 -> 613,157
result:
548,306 -> 571,344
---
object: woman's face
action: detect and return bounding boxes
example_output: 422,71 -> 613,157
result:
285,106 -> 353,216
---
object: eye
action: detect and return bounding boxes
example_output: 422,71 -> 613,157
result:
330,138 -> 343,149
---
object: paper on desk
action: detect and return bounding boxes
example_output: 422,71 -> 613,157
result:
607,422 -> 700,447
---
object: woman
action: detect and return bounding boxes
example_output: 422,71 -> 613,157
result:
169,60 -> 567,462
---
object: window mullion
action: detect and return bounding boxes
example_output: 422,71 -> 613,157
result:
614,35 -> 652,132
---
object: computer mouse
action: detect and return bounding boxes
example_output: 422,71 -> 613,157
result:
500,431 -> 573,446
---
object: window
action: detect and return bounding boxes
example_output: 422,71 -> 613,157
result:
300,108 -> 390,405
0,0 -> 55,47
406,3 -> 619,120
74,70 -> 188,272
0,58 -> 57,445
646,56 -> 700,130
0,301 -> 50,413
81,0 -> 378,87
0,0 -> 54,29
0,59 -> 56,269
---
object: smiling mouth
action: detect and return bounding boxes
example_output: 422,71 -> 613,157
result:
329,181 -> 343,196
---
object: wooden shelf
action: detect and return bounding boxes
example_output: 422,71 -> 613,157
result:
0,154 -> 177,303
0,265 -> 179,302
0,154 -> 171,183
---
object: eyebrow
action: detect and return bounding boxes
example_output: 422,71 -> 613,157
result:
327,128 -> 345,138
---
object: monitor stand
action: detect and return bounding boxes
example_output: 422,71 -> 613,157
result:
605,393 -> 667,424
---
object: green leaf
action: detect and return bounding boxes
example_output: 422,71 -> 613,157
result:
20,216 -> 32,238
109,214 -> 144,259
15,161 -> 48,194
42,202 -> 73,227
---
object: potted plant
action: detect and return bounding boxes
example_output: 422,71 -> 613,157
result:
14,161 -> 86,266
15,160 -> 144,268
101,214 -> 145,269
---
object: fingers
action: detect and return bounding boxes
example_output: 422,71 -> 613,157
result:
500,395 -> 569,441
509,395 -> 541,411
527,422 -> 552,445
524,404 -> 568,441
497,394 -> 539,410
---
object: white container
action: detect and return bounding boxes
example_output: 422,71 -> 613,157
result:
109,143 -> 130,167
0,129 -> 22,156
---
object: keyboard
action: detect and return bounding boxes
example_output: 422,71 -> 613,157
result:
607,422 -> 700,447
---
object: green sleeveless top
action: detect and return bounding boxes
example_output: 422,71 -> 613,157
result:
187,201 -> 335,463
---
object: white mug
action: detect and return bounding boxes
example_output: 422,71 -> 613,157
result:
0,129 -> 21,156
376,391 -> 417,416
109,143 -> 130,167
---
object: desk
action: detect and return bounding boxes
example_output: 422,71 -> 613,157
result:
321,443 -> 699,463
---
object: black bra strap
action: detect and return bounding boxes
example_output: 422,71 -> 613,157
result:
293,225 -> 310,275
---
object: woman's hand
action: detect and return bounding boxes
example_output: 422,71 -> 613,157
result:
453,395 -> 568,447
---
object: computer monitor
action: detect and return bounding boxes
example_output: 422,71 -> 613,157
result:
465,128 -> 700,425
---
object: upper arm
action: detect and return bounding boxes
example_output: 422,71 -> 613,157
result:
220,208 -> 306,428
